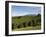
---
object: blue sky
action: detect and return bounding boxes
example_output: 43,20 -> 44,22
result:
11,5 -> 41,16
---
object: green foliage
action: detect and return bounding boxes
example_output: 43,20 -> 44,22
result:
12,14 -> 41,30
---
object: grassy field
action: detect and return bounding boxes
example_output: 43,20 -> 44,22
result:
13,25 -> 41,31
12,14 -> 41,31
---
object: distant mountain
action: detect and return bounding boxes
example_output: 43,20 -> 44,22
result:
23,14 -> 38,17
12,14 -> 41,17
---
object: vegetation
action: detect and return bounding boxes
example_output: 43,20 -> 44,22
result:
12,14 -> 41,31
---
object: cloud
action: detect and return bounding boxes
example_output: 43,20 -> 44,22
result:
12,11 -> 41,16
12,12 -> 29,16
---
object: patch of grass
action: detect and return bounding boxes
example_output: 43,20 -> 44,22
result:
12,25 -> 41,31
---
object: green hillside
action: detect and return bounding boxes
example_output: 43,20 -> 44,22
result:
12,14 -> 41,31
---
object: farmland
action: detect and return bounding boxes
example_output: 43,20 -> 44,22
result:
12,14 -> 41,31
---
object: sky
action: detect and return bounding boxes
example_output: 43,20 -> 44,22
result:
11,5 -> 41,16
